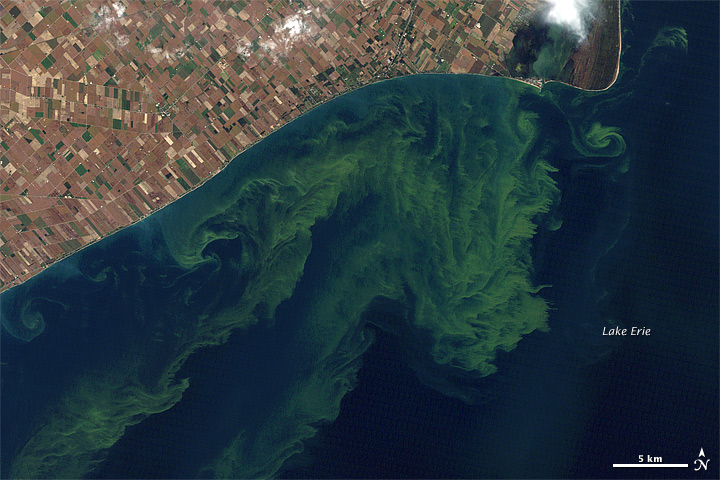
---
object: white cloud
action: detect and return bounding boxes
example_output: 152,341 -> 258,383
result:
91,2 -> 125,35
112,2 -> 126,17
248,8 -> 318,62
147,44 -> 186,61
281,16 -> 307,38
544,0 -> 596,39
236,44 -> 252,57
116,33 -> 129,47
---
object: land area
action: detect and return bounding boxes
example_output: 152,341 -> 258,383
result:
0,0 -> 618,291
504,0 -> 620,89
560,0 -> 620,90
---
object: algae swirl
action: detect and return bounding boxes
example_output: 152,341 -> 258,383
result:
2,74 -> 626,479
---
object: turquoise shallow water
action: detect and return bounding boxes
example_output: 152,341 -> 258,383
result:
1,3 -> 717,477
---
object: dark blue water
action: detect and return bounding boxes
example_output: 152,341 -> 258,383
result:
282,2 -> 720,479
571,2 -> 719,476
1,2 -> 717,479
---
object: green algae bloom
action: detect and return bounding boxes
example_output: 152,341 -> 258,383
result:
5,74 -> 627,479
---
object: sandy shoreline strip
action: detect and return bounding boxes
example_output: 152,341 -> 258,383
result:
0,0 -> 624,295
543,0 -> 622,92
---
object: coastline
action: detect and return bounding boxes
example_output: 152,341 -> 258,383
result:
0,1 -> 623,295
590,0 -> 622,92
542,0 -> 622,93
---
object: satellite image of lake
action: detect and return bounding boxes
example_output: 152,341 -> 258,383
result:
0,1 -> 717,479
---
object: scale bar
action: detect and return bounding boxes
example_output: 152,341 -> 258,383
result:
613,464 -> 688,468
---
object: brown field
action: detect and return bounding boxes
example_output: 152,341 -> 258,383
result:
1,0 -> 561,290
563,0 -> 621,90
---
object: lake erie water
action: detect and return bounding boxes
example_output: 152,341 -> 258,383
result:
1,2 -> 717,478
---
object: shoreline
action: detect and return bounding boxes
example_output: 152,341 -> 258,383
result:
541,0 -> 622,93
0,2 -> 623,295
0,73 -> 541,295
